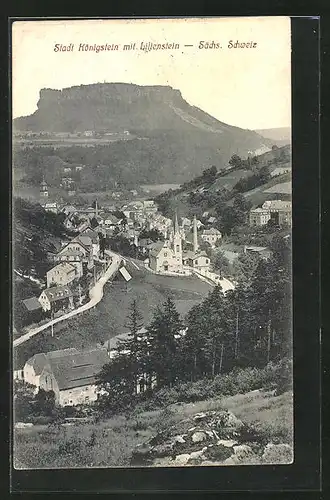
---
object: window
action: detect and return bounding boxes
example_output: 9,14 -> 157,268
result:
176,245 -> 180,252
206,259 -> 209,264
164,252 -> 167,257
195,260 -> 198,264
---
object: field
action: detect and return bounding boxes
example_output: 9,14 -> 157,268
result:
14,388 -> 293,469
242,172 -> 291,207
13,260 -> 212,369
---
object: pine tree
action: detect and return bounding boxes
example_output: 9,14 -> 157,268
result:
144,297 -> 182,388
117,299 -> 144,395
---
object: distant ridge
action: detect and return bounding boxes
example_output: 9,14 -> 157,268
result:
254,127 -> 291,143
14,83 -> 275,185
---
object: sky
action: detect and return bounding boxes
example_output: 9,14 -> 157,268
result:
12,17 -> 291,130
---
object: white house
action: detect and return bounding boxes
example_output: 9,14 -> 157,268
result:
38,285 -> 74,312
46,262 -> 77,288
23,348 -> 110,406
201,228 -> 222,247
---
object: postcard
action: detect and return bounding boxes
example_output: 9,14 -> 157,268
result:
12,17 -> 292,470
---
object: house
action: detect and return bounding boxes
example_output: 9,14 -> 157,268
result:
72,235 -> 97,260
43,202 -> 58,214
76,220 -> 92,233
99,213 -> 123,229
21,296 -> 45,326
207,216 -> 217,224
270,166 -> 291,178
23,348 -> 110,406
61,204 -> 77,216
249,208 -> 271,227
181,217 -> 192,229
201,228 -> 222,247
56,239 -> 93,270
244,245 -> 273,261
46,262 -> 77,288
262,200 -> 292,226
63,167 -> 72,173
38,285 -> 74,313
79,228 -> 100,257
182,250 -> 211,271
138,238 -> 154,253
54,249 -> 84,277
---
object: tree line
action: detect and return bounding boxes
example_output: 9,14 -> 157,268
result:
97,235 -> 291,412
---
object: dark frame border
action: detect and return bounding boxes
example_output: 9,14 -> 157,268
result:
4,15 -> 321,493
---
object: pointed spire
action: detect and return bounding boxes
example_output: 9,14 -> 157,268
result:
193,215 -> 198,253
174,210 -> 179,234
95,199 -> 98,218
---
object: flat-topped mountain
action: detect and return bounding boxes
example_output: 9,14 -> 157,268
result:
14,83 -> 275,185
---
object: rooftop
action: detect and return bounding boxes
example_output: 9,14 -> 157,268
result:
41,285 -> 73,302
22,296 -> 42,312
26,348 -> 109,390
47,262 -> 76,275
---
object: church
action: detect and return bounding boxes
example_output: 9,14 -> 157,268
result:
149,213 -> 211,274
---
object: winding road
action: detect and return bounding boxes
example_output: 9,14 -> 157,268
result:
13,251 -> 121,347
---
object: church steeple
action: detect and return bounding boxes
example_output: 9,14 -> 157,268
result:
95,199 -> 98,218
174,210 -> 180,235
173,210 -> 182,262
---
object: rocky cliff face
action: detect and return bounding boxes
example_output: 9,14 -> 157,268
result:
131,408 -> 293,467
14,83 -> 273,184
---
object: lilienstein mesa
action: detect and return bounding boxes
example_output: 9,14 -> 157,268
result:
53,42 -> 181,53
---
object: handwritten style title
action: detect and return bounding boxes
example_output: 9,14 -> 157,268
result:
53,40 -> 258,54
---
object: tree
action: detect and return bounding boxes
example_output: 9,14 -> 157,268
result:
34,388 -> 56,417
13,380 -> 36,422
98,233 -> 106,259
228,154 -> 242,169
213,251 -> 231,277
117,300 -> 144,396
144,297 -> 182,388
233,193 -> 252,214
139,228 -> 164,242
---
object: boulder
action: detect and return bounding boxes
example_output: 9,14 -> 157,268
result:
191,431 -> 208,443
173,434 -> 186,444
174,453 -> 191,465
217,439 -> 238,448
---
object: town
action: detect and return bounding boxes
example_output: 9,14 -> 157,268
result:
14,162 -> 292,411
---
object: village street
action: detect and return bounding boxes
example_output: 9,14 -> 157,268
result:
13,251 -> 122,347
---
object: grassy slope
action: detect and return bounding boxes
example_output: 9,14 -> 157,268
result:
13,260 -> 212,369
161,146 -> 291,217
14,388 -> 293,469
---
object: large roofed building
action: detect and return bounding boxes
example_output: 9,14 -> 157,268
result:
23,348 -> 110,406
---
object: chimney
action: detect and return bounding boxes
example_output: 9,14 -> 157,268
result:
193,215 -> 198,253
174,210 -> 179,234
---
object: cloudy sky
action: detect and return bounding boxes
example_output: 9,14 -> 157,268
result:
12,17 -> 291,130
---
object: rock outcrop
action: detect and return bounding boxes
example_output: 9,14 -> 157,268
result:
130,409 -> 293,467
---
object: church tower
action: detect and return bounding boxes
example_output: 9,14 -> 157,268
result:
193,215 -> 199,253
40,177 -> 48,198
173,211 -> 182,264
